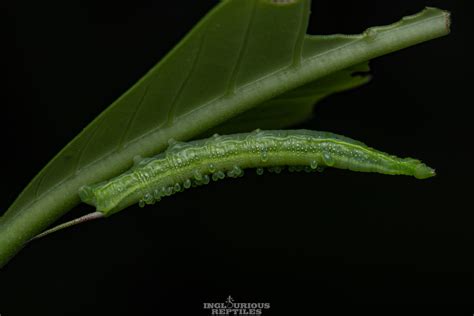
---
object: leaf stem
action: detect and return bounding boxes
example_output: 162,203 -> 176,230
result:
28,212 -> 104,242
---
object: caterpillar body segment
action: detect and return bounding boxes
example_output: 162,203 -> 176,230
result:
79,129 -> 435,216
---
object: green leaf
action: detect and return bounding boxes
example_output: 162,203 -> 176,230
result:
208,62 -> 370,134
0,0 -> 450,267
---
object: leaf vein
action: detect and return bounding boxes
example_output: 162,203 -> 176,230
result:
74,118 -> 103,175
118,83 -> 150,149
226,0 -> 257,94
165,29 -> 207,126
291,0 -> 309,66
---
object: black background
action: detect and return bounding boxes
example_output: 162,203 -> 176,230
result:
1,0 -> 473,315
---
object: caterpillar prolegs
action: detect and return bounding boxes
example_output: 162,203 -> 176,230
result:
79,129 -> 435,216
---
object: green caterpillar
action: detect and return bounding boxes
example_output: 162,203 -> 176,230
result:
79,129 -> 435,216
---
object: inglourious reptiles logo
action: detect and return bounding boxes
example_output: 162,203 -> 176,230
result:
203,296 -> 271,315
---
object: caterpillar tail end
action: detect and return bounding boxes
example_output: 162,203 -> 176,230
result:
413,163 -> 436,179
